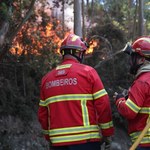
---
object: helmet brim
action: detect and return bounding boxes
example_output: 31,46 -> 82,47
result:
123,43 -> 133,55
60,45 -> 86,52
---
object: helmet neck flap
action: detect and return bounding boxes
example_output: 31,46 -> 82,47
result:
129,53 -> 143,75
62,49 -> 85,63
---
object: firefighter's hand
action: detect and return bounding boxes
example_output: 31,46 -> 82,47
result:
122,89 -> 128,99
113,92 -> 126,107
113,89 -> 128,101
113,92 -> 124,103
103,136 -> 112,150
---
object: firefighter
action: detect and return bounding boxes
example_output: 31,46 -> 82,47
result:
114,36 -> 150,150
38,33 -> 114,150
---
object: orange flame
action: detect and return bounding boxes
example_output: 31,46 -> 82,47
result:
86,40 -> 98,54
10,20 -> 71,56
10,20 -> 97,56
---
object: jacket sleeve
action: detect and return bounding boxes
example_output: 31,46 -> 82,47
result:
38,82 -> 49,141
89,68 -> 114,137
116,80 -> 147,120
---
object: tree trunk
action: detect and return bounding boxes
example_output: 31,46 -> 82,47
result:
91,0 -> 94,23
74,0 -> 82,37
82,0 -> 85,39
133,0 -> 138,40
86,0 -> 89,9
0,22 -> 9,47
62,0 -> 65,37
138,0 -> 144,36
127,0 -> 132,38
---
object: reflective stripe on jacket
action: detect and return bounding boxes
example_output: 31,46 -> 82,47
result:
38,58 -> 114,146
117,70 -> 150,147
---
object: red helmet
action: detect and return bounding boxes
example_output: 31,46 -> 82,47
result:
124,36 -> 150,58
60,34 -> 87,53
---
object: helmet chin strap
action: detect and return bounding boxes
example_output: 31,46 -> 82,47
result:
129,53 -> 144,75
130,64 -> 142,75
72,52 -> 84,63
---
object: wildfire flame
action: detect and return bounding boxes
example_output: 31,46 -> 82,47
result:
10,20 -> 96,56
86,40 -> 98,54
10,20 -> 71,56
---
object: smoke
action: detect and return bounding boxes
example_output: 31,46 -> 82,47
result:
46,0 -> 74,30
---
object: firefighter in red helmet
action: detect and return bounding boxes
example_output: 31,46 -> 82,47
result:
38,34 -> 114,150
114,36 -> 150,150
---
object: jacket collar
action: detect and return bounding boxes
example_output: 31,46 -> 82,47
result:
62,55 -> 80,64
136,63 -> 150,77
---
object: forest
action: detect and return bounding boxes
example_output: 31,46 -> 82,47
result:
0,0 -> 150,149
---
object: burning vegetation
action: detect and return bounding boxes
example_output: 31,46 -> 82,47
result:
10,19 -> 70,56
10,18 -> 98,58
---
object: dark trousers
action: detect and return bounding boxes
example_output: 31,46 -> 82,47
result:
51,142 -> 100,150
136,147 -> 150,150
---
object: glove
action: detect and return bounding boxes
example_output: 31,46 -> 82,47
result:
49,141 -> 54,150
113,92 -> 124,101
103,136 -> 112,150
113,88 -> 128,100
113,92 -> 126,108
115,93 -> 124,100
121,89 -> 128,99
